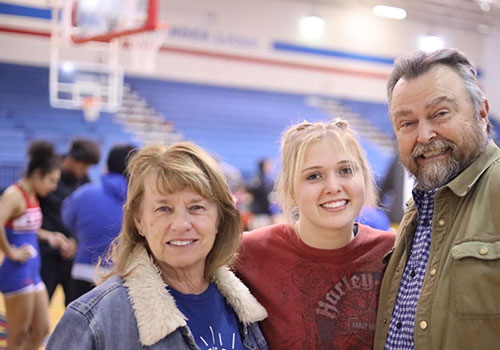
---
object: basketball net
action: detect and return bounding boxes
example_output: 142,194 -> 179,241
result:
127,29 -> 166,73
82,96 -> 102,122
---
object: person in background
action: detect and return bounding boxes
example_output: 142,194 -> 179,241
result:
0,140 -> 63,350
233,184 -> 254,231
61,144 -> 137,303
38,138 -> 100,306
374,49 -> 500,350
247,158 -> 275,229
46,142 -> 268,350
237,119 -> 395,350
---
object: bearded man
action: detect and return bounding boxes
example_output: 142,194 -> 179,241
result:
374,48 -> 500,350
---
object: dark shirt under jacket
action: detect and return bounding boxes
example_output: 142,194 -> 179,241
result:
38,170 -> 89,248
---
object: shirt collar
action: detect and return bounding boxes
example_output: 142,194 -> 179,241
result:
412,187 -> 438,213
445,140 -> 500,197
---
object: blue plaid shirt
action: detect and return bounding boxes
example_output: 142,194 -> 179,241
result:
385,188 -> 438,350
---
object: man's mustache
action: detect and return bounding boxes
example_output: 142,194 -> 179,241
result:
411,139 -> 457,160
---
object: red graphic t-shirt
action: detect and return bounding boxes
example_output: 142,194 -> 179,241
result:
236,223 -> 395,350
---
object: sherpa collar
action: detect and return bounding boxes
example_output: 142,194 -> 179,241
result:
123,245 -> 267,346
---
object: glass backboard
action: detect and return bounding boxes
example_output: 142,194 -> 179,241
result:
70,0 -> 158,43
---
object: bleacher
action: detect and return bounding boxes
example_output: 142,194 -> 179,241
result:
126,76 -> 395,180
0,62 -> 395,190
0,63 -> 136,189
339,98 -> 393,137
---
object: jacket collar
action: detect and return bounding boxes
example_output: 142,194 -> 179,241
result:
123,245 -> 267,346
446,140 -> 500,197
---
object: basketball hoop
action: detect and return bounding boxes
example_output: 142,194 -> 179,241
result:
127,28 -> 166,73
82,96 -> 102,122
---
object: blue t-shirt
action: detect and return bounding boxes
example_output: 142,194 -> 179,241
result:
357,205 -> 392,231
168,283 -> 245,350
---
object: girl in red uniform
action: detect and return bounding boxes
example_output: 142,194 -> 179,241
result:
0,141 -> 64,350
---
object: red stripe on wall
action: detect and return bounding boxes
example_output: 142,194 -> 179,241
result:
159,46 -> 388,80
0,25 -> 50,37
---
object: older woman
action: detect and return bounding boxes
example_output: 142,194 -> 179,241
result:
46,142 -> 268,350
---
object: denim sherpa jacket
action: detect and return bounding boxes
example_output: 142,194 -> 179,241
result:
46,245 -> 268,350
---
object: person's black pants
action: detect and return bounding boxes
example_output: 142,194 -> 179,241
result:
39,248 -> 73,306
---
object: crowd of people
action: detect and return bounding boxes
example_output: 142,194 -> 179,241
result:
0,47 -> 498,350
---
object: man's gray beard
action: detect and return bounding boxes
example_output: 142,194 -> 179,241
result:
411,156 -> 460,191
403,121 -> 488,192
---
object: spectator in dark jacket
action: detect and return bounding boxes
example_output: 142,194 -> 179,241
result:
38,138 -> 100,305
247,158 -> 274,229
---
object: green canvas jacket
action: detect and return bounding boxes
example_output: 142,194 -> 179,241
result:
374,140 -> 500,350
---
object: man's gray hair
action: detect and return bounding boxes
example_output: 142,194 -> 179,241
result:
387,48 -> 490,133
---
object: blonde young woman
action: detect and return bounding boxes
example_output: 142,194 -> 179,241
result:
0,140 -> 63,350
237,119 -> 395,350
47,142 -> 268,350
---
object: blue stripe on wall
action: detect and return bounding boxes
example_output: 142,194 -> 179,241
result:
0,3 -> 51,19
273,41 -> 395,65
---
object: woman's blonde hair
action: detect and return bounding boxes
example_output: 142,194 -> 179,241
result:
102,142 -> 242,281
276,118 -> 377,223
